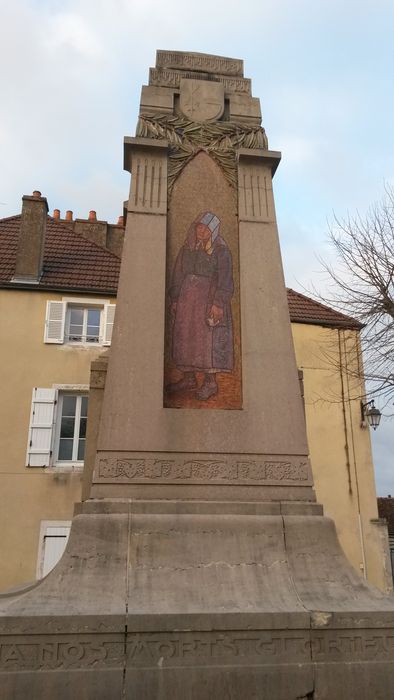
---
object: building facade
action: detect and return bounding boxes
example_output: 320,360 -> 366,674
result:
0,191 -> 391,593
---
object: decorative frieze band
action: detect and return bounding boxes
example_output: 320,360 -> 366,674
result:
1,630 -> 394,670
95,453 -> 311,485
156,51 -> 244,77
149,68 -> 251,95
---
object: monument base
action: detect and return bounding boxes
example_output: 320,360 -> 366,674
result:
1,500 -> 394,699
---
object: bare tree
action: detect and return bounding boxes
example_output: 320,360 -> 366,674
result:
316,185 -> 394,407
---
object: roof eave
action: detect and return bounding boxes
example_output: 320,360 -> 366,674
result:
289,317 -> 363,331
0,281 -> 117,296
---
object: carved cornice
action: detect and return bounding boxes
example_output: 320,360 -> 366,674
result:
156,51 -> 244,77
149,68 -> 251,95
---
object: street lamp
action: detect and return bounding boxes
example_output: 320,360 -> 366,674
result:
360,400 -> 382,431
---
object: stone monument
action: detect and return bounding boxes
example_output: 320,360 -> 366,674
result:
1,50 -> 394,699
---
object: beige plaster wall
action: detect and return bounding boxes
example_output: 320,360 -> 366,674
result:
291,322 -> 392,593
0,289 -> 108,592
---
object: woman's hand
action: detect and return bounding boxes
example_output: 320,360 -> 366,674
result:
209,304 -> 224,324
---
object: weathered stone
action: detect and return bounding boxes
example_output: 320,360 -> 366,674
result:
2,509 -> 394,698
140,84 -> 174,114
156,50 -> 244,77
124,137 -> 168,214
149,67 -> 252,95
229,93 -> 262,124
179,79 -> 224,121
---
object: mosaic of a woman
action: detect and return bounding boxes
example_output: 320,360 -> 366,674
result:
167,211 -> 234,400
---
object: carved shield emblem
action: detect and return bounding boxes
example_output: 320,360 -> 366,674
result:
179,79 -> 224,122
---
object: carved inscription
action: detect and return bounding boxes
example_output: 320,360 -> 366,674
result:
127,632 -> 309,666
127,632 -> 394,665
156,51 -> 243,77
0,641 -> 110,671
97,454 -> 310,484
3,631 -> 394,670
149,68 -> 252,95
311,633 -> 394,659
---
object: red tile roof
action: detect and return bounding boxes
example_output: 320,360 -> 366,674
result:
287,288 -> 362,330
0,215 -> 120,294
0,214 -> 362,329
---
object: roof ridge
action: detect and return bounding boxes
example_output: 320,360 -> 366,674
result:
0,213 -> 122,262
0,214 -> 21,224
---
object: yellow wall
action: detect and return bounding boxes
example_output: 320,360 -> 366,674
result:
0,289 -> 107,591
0,289 -> 391,593
291,322 -> 392,592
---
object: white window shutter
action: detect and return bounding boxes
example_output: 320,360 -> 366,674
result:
44,301 -> 65,343
26,388 -> 57,467
103,304 -> 116,346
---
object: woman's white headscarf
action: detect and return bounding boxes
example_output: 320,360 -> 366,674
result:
187,211 -> 221,253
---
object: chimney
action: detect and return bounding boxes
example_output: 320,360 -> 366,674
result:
13,190 -> 48,284
65,210 -> 73,222
107,215 -> 126,257
74,211 -> 107,248
53,209 -> 61,219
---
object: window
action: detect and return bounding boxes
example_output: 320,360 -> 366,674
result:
44,299 -> 115,345
56,394 -> 88,462
66,306 -> 101,343
37,522 -> 71,579
26,387 -> 88,468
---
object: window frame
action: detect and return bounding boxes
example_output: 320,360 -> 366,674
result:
53,391 -> 89,467
65,304 -> 103,345
26,385 -> 90,471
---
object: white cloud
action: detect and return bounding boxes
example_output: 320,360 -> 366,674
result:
44,12 -> 102,59
372,420 -> 394,495
276,135 -> 318,169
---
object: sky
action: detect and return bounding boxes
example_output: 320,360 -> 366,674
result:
0,0 -> 393,493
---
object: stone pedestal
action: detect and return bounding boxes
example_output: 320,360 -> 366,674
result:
2,501 -> 394,699
1,50 -> 394,699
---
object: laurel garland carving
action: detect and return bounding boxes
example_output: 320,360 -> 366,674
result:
136,113 -> 268,191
